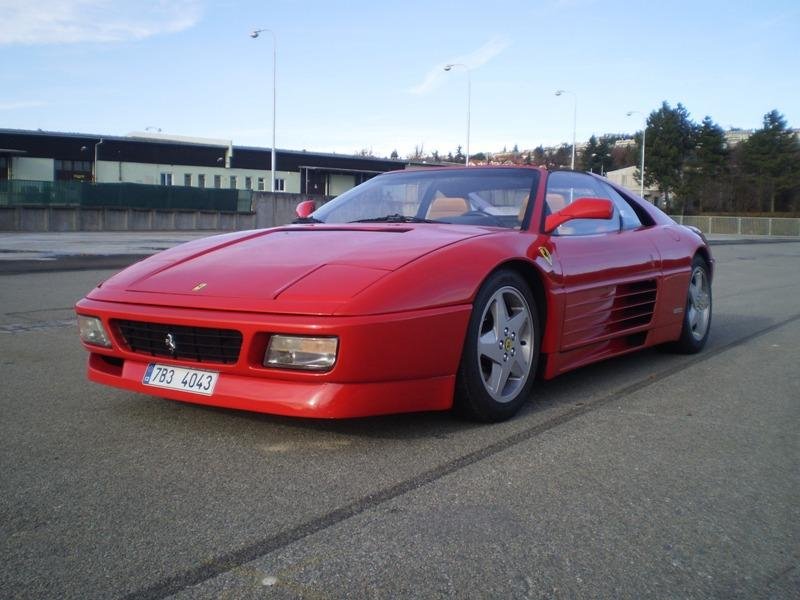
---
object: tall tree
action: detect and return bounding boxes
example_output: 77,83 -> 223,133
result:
683,116 -> 728,213
581,135 -> 614,174
738,110 -> 800,212
640,101 -> 697,207
551,145 -> 572,169
580,135 -> 600,172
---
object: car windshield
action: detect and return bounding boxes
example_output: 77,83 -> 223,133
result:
311,168 -> 539,229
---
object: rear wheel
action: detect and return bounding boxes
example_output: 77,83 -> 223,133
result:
670,255 -> 712,353
455,270 -> 540,422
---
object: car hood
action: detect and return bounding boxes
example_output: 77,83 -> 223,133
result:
89,224 -> 496,314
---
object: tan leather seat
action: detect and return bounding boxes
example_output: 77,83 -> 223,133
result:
546,193 -> 567,213
427,196 -> 469,219
519,193 -> 568,225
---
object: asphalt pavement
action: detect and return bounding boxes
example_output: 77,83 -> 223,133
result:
0,238 -> 798,599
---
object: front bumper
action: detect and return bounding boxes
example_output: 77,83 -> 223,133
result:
76,298 -> 471,418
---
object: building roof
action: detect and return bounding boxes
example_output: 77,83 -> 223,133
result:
0,128 -> 413,171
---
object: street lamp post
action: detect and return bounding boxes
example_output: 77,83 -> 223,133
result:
555,89 -> 577,170
444,63 -> 471,166
251,28 -> 277,192
626,110 -> 646,198
93,138 -> 103,182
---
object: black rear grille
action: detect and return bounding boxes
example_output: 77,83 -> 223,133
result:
114,320 -> 242,364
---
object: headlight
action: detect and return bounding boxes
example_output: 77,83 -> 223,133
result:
77,315 -> 112,348
264,335 -> 338,371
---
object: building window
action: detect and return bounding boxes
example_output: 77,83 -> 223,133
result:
198,174 -> 206,188
184,173 -> 192,186
160,172 -> 173,186
257,177 -> 265,191
229,175 -> 237,189
214,174 -> 221,189
55,159 -> 92,182
0,157 -> 8,181
245,176 -> 252,190
275,178 -> 285,192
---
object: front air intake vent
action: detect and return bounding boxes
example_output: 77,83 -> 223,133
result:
113,320 -> 242,364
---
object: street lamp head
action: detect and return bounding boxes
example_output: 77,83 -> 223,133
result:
555,90 -> 564,96
626,111 -> 634,117
444,64 -> 454,71
250,30 -> 259,38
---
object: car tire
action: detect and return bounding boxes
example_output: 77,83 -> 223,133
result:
454,269 -> 540,422
669,255 -> 712,354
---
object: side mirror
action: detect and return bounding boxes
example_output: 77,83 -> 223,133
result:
295,200 -> 316,218
544,197 -> 613,233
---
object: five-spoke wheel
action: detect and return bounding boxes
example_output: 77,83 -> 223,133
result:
670,255 -> 712,353
456,270 -> 539,422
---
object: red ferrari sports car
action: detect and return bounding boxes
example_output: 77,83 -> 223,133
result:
76,166 -> 712,421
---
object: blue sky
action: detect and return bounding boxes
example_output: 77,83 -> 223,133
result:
1,0 -> 798,157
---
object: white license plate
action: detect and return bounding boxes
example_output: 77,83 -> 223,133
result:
142,363 -> 218,396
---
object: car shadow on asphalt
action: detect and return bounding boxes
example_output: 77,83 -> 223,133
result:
109,311 -> 774,441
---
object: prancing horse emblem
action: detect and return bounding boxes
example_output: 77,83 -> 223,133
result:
538,247 -> 553,266
192,283 -> 207,292
165,333 -> 178,355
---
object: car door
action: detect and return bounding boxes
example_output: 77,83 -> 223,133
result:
542,171 -> 662,353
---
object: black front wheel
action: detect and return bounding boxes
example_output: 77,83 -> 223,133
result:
669,255 -> 712,354
454,270 -> 540,422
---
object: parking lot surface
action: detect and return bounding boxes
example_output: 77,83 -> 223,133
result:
1,242 -> 798,599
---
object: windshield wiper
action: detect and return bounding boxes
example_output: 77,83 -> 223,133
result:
349,214 -> 437,223
293,216 -> 325,224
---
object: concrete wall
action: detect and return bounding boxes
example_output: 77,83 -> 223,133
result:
251,192 -> 328,228
0,206 -> 256,232
0,192 -> 326,231
11,157 -> 53,181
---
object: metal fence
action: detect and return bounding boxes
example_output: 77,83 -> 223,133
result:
0,180 -> 252,212
670,215 -> 800,237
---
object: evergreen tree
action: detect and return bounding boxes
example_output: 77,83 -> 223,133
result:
580,135 -> 600,172
552,145 -> 571,169
595,137 -> 613,175
640,101 -> 698,207
739,110 -> 800,212
454,145 -> 465,163
580,136 -> 614,174
684,116 -> 728,213
390,149 -> 399,160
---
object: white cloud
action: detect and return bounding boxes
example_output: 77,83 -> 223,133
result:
407,36 -> 511,95
0,100 -> 48,110
0,0 -> 202,45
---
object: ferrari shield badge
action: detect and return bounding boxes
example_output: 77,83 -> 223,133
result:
538,247 -> 553,266
192,283 -> 207,292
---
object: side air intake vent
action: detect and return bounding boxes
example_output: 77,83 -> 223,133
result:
562,280 -> 657,348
